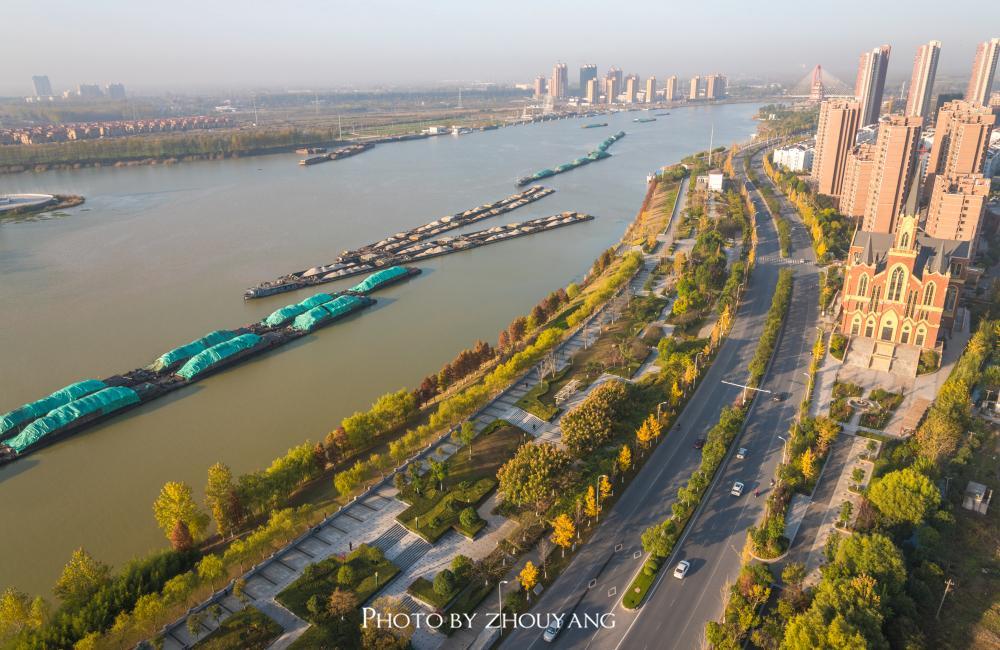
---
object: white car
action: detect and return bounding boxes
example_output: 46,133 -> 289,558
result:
736,447 -> 748,460
673,560 -> 691,579
731,481 -> 745,496
543,619 -> 562,642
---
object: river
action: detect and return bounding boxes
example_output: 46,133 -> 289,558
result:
0,102 -> 760,596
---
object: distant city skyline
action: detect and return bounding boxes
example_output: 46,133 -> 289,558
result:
1,0 -> 996,96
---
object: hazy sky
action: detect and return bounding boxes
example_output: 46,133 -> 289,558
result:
3,0 -> 996,95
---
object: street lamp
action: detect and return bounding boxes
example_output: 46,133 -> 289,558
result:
694,351 -> 704,373
497,580 -> 509,636
656,400 -> 670,419
777,435 -> 788,465
375,571 -> 379,589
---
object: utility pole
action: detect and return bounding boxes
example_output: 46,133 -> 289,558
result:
935,578 -> 954,619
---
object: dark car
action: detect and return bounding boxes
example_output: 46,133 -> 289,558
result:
693,438 -> 706,450
771,392 -> 789,402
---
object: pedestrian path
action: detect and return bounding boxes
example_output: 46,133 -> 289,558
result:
502,406 -> 561,445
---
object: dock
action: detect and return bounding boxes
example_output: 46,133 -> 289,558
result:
244,186 -> 557,299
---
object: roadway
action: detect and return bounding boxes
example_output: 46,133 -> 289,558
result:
499,144 -> 820,650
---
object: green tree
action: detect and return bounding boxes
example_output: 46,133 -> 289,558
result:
196,554 -> 225,589
205,462 -> 242,537
337,564 -> 355,587
453,421 -> 476,459
54,548 -> 110,606
434,569 -> 456,597
428,458 -> 449,492
497,442 -> 571,509
866,468 -> 941,526
153,481 -> 209,541
0,588 -> 47,639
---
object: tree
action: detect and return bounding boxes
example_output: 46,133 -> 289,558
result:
328,589 -> 357,619
434,569 -> 456,597
1,588 -> 46,639
459,506 -> 479,529
361,596 -> 413,649
497,443 -> 571,509
599,475 -> 612,501
54,548 -> 109,606
205,462 -> 242,537
153,481 -> 209,541
618,444 -> 632,474
520,561 -> 539,600
508,316 -> 528,343
636,420 -> 654,449
196,554 -> 225,589
453,421 -> 476,459
866,468 -> 941,526
551,514 -> 575,557
498,329 -> 511,352
644,414 -> 662,440
428,458 -> 449,492
169,520 -> 194,551
584,485 -> 600,519
800,448 -> 818,482
337,564 -> 355,587
815,417 -> 840,454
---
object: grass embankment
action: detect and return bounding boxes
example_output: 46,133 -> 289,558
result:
191,607 -> 281,650
276,545 -> 397,618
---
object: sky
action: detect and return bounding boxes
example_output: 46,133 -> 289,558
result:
2,0 -> 997,96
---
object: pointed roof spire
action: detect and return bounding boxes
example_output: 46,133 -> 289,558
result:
936,241 -> 947,274
903,176 -> 919,218
862,235 -> 875,265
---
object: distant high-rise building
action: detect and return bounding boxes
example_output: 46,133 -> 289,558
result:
106,83 -> 126,100
925,173 -> 990,246
934,92 -> 963,118
624,74 -> 640,103
841,143 -> 877,217
926,100 -> 995,183
905,40 -> 941,121
605,68 -> 622,103
77,84 -> 103,99
855,45 -> 891,126
706,74 -> 727,100
645,76 -> 656,103
550,63 -> 568,99
965,38 -> 999,106
665,76 -> 677,102
610,67 -> 623,90
32,75 -> 52,97
812,99 -> 861,198
689,76 -> 701,100
534,75 -> 547,99
585,78 -> 599,104
579,64 -> 598,97
862,115 -> 923,233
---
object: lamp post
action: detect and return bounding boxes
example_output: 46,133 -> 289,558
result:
375,571 -> 379,589
777,435 -> 788,465
656,400 -> 670,419
497,580 -> 509,636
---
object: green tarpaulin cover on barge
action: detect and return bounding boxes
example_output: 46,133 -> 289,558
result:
5,387 -> 140,453
262,293 -> 334,328
1,379 -> 107,436
292,295 -> 365,332
349,266 -> 407,294
176,333 -> 262,380
151,330 -> 236,371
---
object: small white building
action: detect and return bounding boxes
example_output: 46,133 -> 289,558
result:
707,169 -> 725,192
772,144 -> 814,172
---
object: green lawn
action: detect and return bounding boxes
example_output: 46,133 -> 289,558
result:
276,545 -> 398,618
515,367 -> 570,421
192,607 -> 281,650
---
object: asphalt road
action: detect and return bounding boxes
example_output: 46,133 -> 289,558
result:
499,146 -> 820,650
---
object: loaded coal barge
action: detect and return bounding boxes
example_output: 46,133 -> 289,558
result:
299,143 -> 374,166
516,131 -> 625,187
0,267 -> 420,466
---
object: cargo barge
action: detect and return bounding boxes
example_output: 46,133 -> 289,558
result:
296,147 -> 328,155
244,186 -> 556,299
581,123 -> 608,129
633,117 -> 656,123
0,267 -> 420,465
299,143 -> 374,166
516,131 -> 625,187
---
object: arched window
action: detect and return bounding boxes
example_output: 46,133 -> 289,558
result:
905,290 -> 917,318
887,267 -> 906,302
923,283 -> 935,306
851,316 -> 862,336
944,286 -> 957,311
899,232 -> 909,249
900,325 -> 911,344
915,326 -> 926,347
864,318 -> 875,338
857,274 -> 868,298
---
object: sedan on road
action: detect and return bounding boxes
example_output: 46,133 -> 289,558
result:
731,481 -> 745,496
736,447 -> 748,459
673,560 -> 691,579
693,438 -> 706,450
543,619 -> 562,642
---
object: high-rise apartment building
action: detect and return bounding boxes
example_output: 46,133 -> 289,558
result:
706,74 -> 727,100
905,40 -> 941,121
965,37 -> 999,106
812,99 -> 861,198
645,76 -> 656,103
689,76 -> 701,100
665,76 -> 677,102
862,115 -> 922,233
926,100 -> 996,181
604,76 -> 618,104
77,84 -> 103,99
585,78 -> 599,104
840,143 -> 876,217
31,75 -> 52,97
106,83 -> 126,100
855,45 -> 891,126
624,74 -> 640,103
925,173 -> 990,245
550,63 -> 568,99
534,75 -> 547,99
579,64 -> 598,97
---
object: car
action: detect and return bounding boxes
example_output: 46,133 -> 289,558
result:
543,619 -> 562,642
673,560 -> 691,579
731,481 -> 745,496
693,438 -> 706,450
736,447 -> 748,459
771,392 -> 789,402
